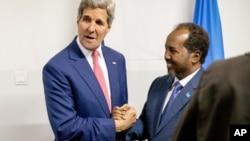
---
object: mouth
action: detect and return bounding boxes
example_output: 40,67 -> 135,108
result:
167,62 -> 176,75
167,63 -> 172,68
166,60 -> 174,69
84,35 -> 95,42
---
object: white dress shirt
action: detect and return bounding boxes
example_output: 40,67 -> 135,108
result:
76,37 -> 111,99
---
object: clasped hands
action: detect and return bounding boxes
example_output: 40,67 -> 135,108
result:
111,104 -> 137,132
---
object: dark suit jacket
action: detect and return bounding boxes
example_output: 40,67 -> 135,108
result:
172,53 -> 250,141
43,36 -> 128,141
126,68 -> 204,141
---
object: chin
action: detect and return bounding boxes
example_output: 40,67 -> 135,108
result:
167,69 -> 175,76
83,43 -> 98,50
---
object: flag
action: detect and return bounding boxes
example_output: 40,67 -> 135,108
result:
193,0 -> 224,69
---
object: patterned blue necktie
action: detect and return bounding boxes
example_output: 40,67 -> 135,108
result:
159,81 -> 183,125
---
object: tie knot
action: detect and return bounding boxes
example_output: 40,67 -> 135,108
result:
174,81 -> 183,92
92,50 -> 99,58
92,50 -> 99,63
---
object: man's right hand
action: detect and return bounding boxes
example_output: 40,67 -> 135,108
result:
112,104 -> 137,132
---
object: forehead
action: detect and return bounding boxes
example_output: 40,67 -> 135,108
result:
82,7 -> 108,19
166,28 -> 189,44
169,28 -> 189,39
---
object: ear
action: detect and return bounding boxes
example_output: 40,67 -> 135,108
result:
106,24 -> 112,33
108,24 -> 112,30
77,16 -> 80,24
191,50 -> 201,64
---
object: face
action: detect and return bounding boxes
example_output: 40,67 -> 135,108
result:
164,28 -> 195,80
77,7 -> 111,50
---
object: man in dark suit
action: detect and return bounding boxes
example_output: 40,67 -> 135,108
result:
112,23 -> 209,141
172,53 -> 250,141
42,0 -> 136,140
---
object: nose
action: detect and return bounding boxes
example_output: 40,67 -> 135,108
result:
164,50 -> 170,60
87,22 -> 95,32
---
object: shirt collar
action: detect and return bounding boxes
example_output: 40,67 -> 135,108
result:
173,68 -> 201,87
76,36 -> 103,58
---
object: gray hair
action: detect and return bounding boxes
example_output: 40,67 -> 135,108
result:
77,0 -> 115,26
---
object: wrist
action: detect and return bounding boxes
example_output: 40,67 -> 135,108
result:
115,120 -> 123,132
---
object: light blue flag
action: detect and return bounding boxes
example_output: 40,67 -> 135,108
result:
193,0 -> 224,69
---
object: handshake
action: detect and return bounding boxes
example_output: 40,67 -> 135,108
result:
111,104 -> 137,132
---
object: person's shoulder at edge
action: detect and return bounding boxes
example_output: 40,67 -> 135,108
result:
206,52 -> 250,71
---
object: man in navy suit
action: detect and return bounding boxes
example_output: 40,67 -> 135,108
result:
43,0 -> 136,140
113,23 -> 209,141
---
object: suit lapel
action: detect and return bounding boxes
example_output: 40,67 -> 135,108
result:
156,68 -> 204,134
156,85 -> 193,132
68,39 -> 110,116
153,76 -> 174,134
102,46 -> 120,108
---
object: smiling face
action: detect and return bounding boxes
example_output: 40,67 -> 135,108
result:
165,28 -> 199,80
77,7 -> 111,50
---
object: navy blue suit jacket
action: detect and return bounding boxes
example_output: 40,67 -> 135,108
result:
126,68 -> 204,141
43,37 -> 128,141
